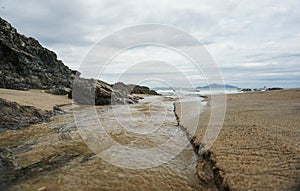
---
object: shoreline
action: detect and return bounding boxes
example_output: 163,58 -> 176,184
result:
1,88 -> 299,190
175,88 -> 300,190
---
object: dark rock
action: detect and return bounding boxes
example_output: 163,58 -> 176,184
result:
129,84 -> 160,95
0,147 -> 19,185
0,17 -> 159,105
70,79 -> 159,106
53,105 -> 67,115
267,87 -> 283,91
241,88 -> 252,92
0,147 -> 19,171
111,82 -> 133,105
0,98 -> 52,132
70,77 -> 112,105
0,17 -> 76,92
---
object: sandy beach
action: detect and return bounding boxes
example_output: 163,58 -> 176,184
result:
2,7 -> 300,190
176,88 -> 300,190
1,88 -> 300,190
0,93 -> 203,190
0,88 -> 72,111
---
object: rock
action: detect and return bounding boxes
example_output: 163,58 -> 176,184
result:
0,147 -> 19,171
266,87 -> 283,91
70,77 -> 112,105
0,98 -> 52,132
111,82 -> 133,105
0,17 -> 159,105
0,17 -> 76,92
0,147 -> 19,185
70,80 -> 159,105
241,88 -> 252,92
128,84 -> 160,95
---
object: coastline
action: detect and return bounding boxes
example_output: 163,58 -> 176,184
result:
175,88 -> 300,190
1,88 -> 299,190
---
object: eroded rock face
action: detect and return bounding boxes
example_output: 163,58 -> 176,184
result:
0,17 -> 75,92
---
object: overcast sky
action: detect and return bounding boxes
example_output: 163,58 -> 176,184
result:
1,0 -> 300,88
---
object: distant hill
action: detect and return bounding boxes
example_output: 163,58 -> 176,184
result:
197,83 -> 238,89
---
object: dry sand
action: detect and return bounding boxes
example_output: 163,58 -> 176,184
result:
0,88 -> 72,111
176,88 -> 300,190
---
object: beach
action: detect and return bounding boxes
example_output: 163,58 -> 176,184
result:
176,88 -> 300,190
0,91 -> 203,190
0,88 -> 72,111
1,88 -> 300,190
1,9 -> 300,190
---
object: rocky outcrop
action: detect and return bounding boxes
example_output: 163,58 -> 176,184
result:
0,17 -> 159,104
69,80 -> 159,105
0,17 -> 75,93
0,98 -> 52,132
69,77 -> 113,105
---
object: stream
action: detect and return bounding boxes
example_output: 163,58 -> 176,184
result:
5,96 -> 205,191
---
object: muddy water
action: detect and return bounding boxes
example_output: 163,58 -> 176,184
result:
6,96 -> 204,191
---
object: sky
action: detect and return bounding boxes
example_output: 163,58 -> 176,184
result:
0,0 -> 300,88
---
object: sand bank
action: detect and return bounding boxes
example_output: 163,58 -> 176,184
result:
176,88 -> 300,190
0,88 -> 71,111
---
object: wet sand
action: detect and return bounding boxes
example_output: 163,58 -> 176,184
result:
176,89 -> 300,190
1,94 -> 204,190
2,88 -> 300,190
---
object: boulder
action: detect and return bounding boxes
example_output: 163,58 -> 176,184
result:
70,80 -> 159,106
70,77 -> 112,105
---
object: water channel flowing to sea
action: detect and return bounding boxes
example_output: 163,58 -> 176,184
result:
6,96 -> 205,190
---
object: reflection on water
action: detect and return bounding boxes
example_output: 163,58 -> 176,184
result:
7,96 -> 204,190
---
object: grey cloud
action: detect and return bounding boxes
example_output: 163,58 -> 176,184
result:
1,0 -> 134,46
1,0 -> 300,88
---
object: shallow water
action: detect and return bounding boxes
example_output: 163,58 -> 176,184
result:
7,96 -> 204,190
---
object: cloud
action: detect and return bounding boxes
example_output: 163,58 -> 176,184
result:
1,0 -> 300,88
